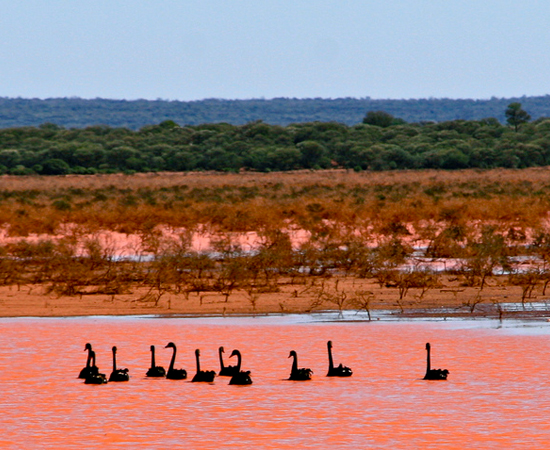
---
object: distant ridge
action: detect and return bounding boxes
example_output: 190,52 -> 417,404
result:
1,96 -> 550,129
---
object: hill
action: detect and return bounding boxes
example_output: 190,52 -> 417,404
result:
1,96 -> 550,129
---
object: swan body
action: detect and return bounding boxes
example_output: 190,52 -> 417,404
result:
326,340 -> 353,377
192,349 -> 216,382
218,346 -> 238,377
79,343 -> 99,379
423,342 -> 449,380
228,349 -> 252,385
165,342 -> 187,380
84,351 -> 108,384
288,350 -> 313,381
109,346 -> 130,382
146,345 -> 166,378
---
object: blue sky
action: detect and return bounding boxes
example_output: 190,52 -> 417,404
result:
1,1 -> 549,101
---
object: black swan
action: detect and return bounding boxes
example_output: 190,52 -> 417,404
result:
84,351 -> 108,384
288,350 -> 313,381
218,346 -> 238,377
78,343 -> 98,379
423,342 -> 449,380
191,349 -> 216,382
228,349 -> 253,385
109,346 -> 130,382
146,345 -> 166,378
326,340 -> 353,377
164,342 -> 187,380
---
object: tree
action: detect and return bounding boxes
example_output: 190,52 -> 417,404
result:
363,111 -> 396,128
297,140 -> 327,168
461,226 -> 510,290
505,102 -> 531,132
40,158 -> 71,175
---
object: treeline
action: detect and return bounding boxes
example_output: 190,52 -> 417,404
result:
2,96 -> 550,129
0,114 -> 550,174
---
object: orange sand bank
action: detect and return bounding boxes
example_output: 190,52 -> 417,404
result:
0,275 -> 545,320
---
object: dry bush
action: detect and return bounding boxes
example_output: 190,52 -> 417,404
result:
509,269 -> 542,308
2,169 -> 550,306
459,226 -> 511,289
395,269 -> 439,300
0,169 -> 547,239
350,290 -> 375,320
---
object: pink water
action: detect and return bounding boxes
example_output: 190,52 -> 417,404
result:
1,315 -> 549,449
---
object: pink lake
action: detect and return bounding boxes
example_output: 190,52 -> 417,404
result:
0,315 -> 549,449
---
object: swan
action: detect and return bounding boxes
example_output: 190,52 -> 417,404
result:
423,342 -> 449,380
78,343 -> 98,379
288,350 -> 313,381
218,346 -> 238,377
228,349 -> 253,385
164,342 -> 187,380
109,346 -> 130,382
326,340 -> 353,377
146,345 -> 166,378
84,351 -> 107,384
191,349 -> 216,382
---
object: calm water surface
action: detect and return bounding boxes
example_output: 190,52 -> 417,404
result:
1,315 -> 550,449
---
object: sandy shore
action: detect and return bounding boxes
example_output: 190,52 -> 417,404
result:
1,275 -> 547,320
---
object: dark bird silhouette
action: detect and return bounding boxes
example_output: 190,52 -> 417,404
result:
84,351 -> 107,384
164,342 -> 187,380
326,340 -> 353,377
423,342 -> 449,380
288,350 -> 313,381
218,346 -> 238,377
146,345 -> 166,378
109,346 -> 129,382
191,349 -> 216,382
78,343 -> 98,379
228,349 -> 252,385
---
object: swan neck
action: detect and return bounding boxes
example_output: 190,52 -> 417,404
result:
236,352 -> 242,371
195,351 -> 201,372
151,347 -> 156,368
426,346 -> 431,372
112,349 -> 117,371
328,343 -> 334,370
219,348 -> 225,370
292,353 -> 298,372
169,346 -> 177,371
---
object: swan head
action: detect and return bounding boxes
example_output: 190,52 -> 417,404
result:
426,343 -> 431,350
288,350 -> 297,359
229,349 -> 240,358
112,346 -> 117,353
195,349 -> 201,356
84,343 -> 92,351
327,340 -> 333,349
150,345 -> 155,351
219,346 -> 225,353
165,342 -> 176,349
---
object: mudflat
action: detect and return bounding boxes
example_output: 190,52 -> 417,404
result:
0,274 -> 541,319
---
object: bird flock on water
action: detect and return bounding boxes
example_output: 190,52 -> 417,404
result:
79,340 -> 448,384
